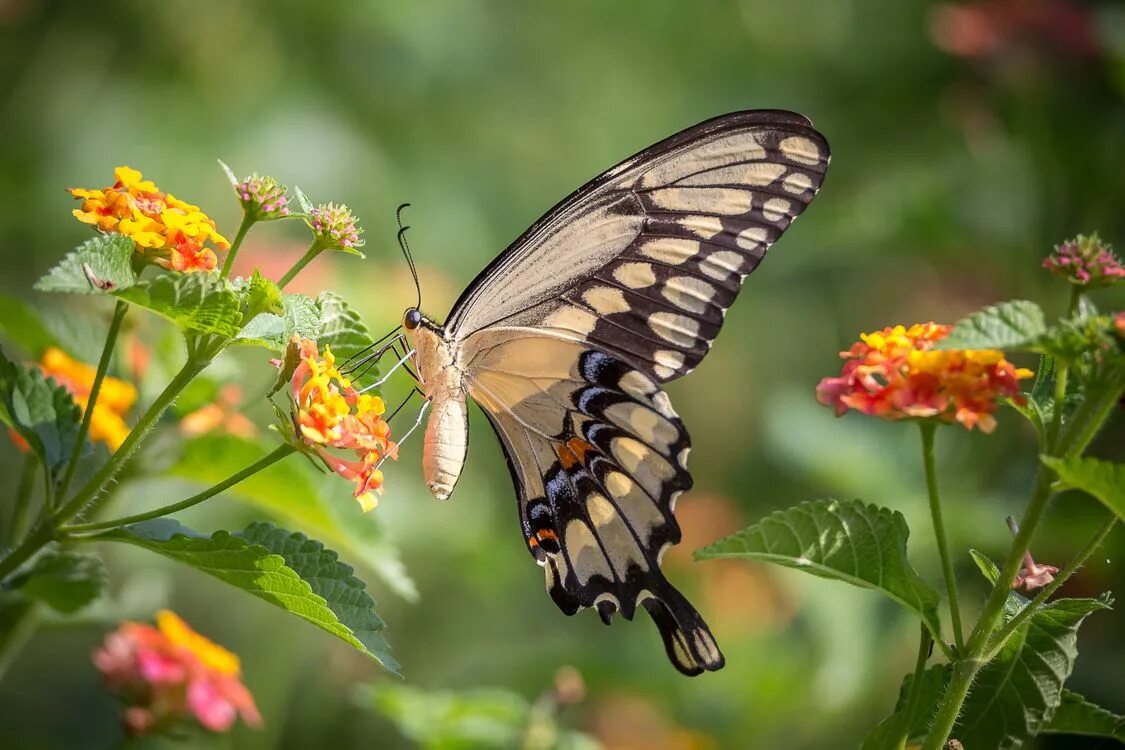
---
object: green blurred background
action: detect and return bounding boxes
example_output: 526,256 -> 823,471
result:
1,1 -> 1124,748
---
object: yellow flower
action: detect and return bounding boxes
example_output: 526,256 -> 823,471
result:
68,166 -> 228,272
155,610 -> 241,676
39,347 -> 136,450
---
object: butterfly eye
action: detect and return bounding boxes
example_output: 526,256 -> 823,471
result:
404,308 -> 423,331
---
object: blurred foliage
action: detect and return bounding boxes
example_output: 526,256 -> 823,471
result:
1,0 -> 1124,748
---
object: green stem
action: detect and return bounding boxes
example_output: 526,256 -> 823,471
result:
7,455 -> 39,547
0,601 -> 40,683
1046,285 -> 1082,451
892,624 -> 933,749
57,301 -> 128,501
277,240 -> 325,290
219,214 -> 255,279
1057,378 -> 1125,459
984,513 -> 1117,660
0,518 -> 57,581
61,443 -> 295,534
922,467 -> 1056,750
920,422 -> 964,652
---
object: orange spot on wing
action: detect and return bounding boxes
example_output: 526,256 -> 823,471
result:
556,438 -> 595,470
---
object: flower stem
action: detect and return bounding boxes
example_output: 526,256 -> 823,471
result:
892,624 -> 933,749
60,443 -> 295,534
219,214 -> 255,279
919,422 -> 964,652
984,512 -> 1116,661
277,240 -> 324,290
57,300 -> 129,502
6,455 -> 39,547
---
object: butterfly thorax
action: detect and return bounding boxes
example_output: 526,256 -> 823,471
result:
408,317 -> 469,500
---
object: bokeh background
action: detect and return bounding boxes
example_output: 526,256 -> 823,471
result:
2,1 -> 1124,748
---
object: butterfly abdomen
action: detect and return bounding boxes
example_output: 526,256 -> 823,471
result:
411,323 -> 470,501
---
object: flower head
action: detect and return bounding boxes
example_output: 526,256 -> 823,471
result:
236,174 -> 290,221
181,384 -> 258,439
816,323 -> 1033,432
283,338 -> 396,510
310,203 -> 364,251
1042,233 -> 1125,287
38,347 -> 136,450
69,166 -> 229,273
93,610 -> 261,736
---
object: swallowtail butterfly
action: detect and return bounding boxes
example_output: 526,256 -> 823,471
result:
394,110 -> 829,675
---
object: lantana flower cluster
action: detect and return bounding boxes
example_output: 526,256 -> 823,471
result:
1042,233 -> 1125,286
93,610 -> 260,736
27,347 -> 135,450
310,203 -> 364,251
70,166 -> 229,273
816,322 -> 1033,432
287,338 -> 397,511
236,174 -> 290,221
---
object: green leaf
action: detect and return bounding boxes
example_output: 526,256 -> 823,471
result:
937,300 -> 1047,351
10,551 -> 107,613
114,273 -> 242,337
34,234 -> 137,295
1043,455 -> 1125,521
96,519 -> 397,673
241,270 -> 284,324
956,597 -> 1111,748
363,684 -> 530,749
233,293 -> 319,350
167,434 -> 416,600
696,499 -> 943,641
293,185 -> 313,214
0,345 -> 83,475
0,296 -> 58,357
1041,690 -> 1125,741
861,665 -> 950,749
316,292 -> 374,360
967,549 -> 1029,621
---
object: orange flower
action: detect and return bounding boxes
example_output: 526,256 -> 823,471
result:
69,166 -> 228,273
180,384 -> 258,439
816,323 -> 1033,433
38,347 -> 136,450
285,338 -> 397,510
93,610 -> 261,736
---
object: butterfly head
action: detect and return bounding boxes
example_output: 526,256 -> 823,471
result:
403,307 -> 423,331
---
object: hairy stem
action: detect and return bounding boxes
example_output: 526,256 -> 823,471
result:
277,240 -> 324,290
57,300 -> 129,502
893,624 -> 933,749
61,443 -> 295,534
219,214 -> 255,279
920,422 -> 964,652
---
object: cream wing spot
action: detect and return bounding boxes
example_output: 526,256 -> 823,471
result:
680,215 -> 723,239
654,349 -> 686,374
735,226 -> 768,251
604,402 -> 678,451
565,519 -> 612,584
648,187 -> 752,215
700,250 -> 745,281
586,493 -> 647,575
612,262 -> 656,289
648,312 -> 701,348
612,436 -> 676,482
582,286 -> 630,315
778,136 -> 821,165
639,238 -> 699,265
783,172 -> 813,195
605,472 -> 665,544
618,369 -> 657,399
761,197 -> 791,221
662,276 -> 718,314
543,305 -> 598,336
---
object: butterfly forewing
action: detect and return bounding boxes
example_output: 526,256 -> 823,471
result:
447,110 -> 829,382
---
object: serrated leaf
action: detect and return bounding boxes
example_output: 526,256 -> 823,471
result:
168,434 -> 416,600
238,522 -> 396,670
241,270 -> 284,324
96,520 -> 397,673
217,158 -> 239,187
0,296 -> 58,357
114,273 -> 242,337
234,293 -> 319,350
10,552 -> 107,614
1043,455 -> 1125,521
937,300 -> 1047,351
1041,690 -> 1125,740
967,548 -> 1029,622
316,292 -> 374,360
956,598 -> 1111,748
696,499 -> 943,641
34,234 -> 137,295
0,345 -> 83,474
861,665 -> 950,749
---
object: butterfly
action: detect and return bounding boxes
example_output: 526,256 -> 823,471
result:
395,110 -> 829,675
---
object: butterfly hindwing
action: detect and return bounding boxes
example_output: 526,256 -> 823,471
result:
447,110 -> 829,383
465,328 -> 723,675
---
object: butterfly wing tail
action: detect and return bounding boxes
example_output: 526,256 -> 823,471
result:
642,584 -> 725,676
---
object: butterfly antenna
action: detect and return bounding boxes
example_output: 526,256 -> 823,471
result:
396,202 -> 421,309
